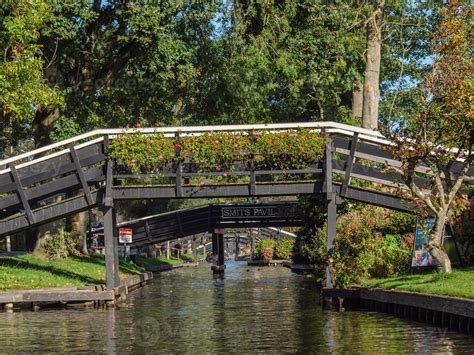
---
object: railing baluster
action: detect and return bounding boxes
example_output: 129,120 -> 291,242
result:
68,144 -> 93,205
341,133 -> 359,197
9,164 -> 36,224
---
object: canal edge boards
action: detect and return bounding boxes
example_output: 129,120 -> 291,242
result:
321,287 -> 474,335
144,261 -> 200,273
0,271 -> 154,311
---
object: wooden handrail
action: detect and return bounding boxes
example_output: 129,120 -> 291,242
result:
0,121 -> 385,175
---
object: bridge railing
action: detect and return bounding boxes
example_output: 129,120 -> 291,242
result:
1,120 -> 472,239
0,121 -> 386,175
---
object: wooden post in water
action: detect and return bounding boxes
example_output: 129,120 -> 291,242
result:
235,233 -> 240,259
192,236 -> 196,259
211,228 -> 225,276
251,233 -> 255,260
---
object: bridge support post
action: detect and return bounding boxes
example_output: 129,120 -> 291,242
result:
326,193 -> 337,288
5,236 -> 11,253
324,137 -> 337,289
211,228 -> 225,277
251,233 -> 255,260
102,204 -> 120,291
235,234 -> 240,259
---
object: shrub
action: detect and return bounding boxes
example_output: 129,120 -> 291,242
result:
328,206 -> 413,286
254,239 -> 276,260
274,239 -> 294,260
295,201 -> 414,287
43,231 -> 76,260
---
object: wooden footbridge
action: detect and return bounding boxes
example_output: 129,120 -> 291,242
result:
0,121 -> 470,289
94,201 -> 302,248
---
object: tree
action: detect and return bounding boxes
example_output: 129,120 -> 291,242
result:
362,0 -> 385,130
216,0 -> 365,124
387,1 -> 473,273
0,0 -> 62,157
1,1 -> 213,252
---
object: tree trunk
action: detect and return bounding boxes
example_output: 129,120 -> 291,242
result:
428,211 -> 452,273
362,1 -> 384,130
28,108 -> 62,253
352,82 -> 363,120
66,211 -> 88,255
31,220 -> 64,254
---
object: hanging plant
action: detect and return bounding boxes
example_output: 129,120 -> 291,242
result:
251,129 -> 325,169
107,132 -> 176,174
182,132 -> 250,172
107,129 -> 325,173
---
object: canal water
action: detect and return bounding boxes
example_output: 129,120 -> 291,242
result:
0,261 -> 473,353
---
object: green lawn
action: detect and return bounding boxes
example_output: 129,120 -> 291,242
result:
135,255 -> 183,267
0,254 -> 143,291
363,267 -> 474,299
181,253 -> 205,262
135,253 -> 204,268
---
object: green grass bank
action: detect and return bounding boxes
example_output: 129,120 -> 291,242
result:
0,251 -> 206,291
0,254 -> 143,291
363,267 -> 474,299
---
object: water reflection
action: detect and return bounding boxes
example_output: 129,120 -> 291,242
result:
0,261 -> 473,353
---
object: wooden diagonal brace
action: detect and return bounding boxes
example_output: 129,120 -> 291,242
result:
9,164 -> 36,224
341,133 -> 359,197
68,144 -> 93,206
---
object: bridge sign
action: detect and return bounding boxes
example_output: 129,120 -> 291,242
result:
221,205 -> 297,219
119,228 -> 133,244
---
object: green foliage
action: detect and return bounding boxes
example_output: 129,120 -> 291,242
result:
328,206 -> 413,287
42,231 -> 76,260
107,129 -> 325,174
183,131 -> 249,172
294,199 -> 414,286
0,0 -> 62,121
274,239 -> 294,261
254,239 -> 276,260
107,132 -> 176,174
221,1 -> 366,123
251,130 -> 325,169
292,197 -> 328,280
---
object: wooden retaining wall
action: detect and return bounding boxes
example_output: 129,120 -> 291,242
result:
248,260 -> 286,266
321,287 -> 474,335
0,271 -> 153,311
144,262 -> 199,273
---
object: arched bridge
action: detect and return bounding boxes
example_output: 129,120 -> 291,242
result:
94,201 -> 302,247
0,121 -> 472,289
